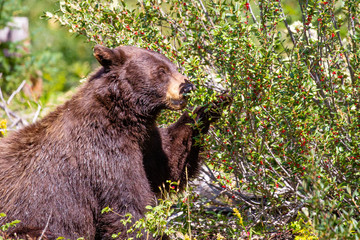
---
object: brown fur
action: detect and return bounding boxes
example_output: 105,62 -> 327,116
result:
0,45 -> 230,240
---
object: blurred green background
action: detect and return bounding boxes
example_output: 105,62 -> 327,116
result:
0,0 -> 93,106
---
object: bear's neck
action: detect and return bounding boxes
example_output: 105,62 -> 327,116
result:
67,85 -> 160,143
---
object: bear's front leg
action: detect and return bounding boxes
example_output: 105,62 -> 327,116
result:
143,94 -> 232,193
93,151 -> 158,240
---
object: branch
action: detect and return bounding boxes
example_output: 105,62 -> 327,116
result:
7,80 -> 26,105
0,103 -> 28,127
0,83 -> 29,127
32,104 -> 42,123
197,0 -> 214,28
38,210 -> 52,240
278,2 -> 295,45
331,14 -> 355,85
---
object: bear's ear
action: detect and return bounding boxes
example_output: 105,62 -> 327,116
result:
93,45 -> 125,68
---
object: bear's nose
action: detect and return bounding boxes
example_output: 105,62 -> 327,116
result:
180,80 -> 196,95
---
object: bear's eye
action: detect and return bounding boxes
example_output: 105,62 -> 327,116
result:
158,67 -> 167,75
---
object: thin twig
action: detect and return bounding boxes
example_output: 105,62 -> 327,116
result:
7,80 -> 26,105
298,0 -> 310,45
32,104 -> 42,123
38,210 -> 52,240
331,14 -> 355,84
198,0 -> 214,28
0,88 -> 12,121
0,103 -> 28,127
247,1 -> 258,25
279,2 -> 295,45
0,87 -> 29,127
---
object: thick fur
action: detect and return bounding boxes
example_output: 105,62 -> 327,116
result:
0,46 -> 230,240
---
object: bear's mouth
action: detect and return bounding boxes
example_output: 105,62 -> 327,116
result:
168,97 -> 188,110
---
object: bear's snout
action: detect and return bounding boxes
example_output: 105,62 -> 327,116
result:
165,73 -> 193,110
180,80 -> 196,95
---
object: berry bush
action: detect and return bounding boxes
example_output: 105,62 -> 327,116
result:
48,0 -> 360,239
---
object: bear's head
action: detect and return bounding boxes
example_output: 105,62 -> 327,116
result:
93,45 -> 195,113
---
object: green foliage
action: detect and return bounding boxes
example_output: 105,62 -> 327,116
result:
114,199 -> 176,239
41,0 -> 360,238
104,182 -> 178,239
0,213 -> 20,239
290,216 -> 318,240
56,237 -> 85,240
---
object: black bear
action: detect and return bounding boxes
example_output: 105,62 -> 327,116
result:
0,45 -> 230,239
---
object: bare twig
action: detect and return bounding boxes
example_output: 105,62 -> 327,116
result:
0,85 -> 29,127
0,88 -> 13,121
279,2 -> 295,45
272,202 -> 304,225
7,80 -> 26,105
32,104 -> 42,123
298,0 -> 310,45
197,0 -> 214,28
247,1 -> 258,25
38,210 -> 52,240
0,103 -> 28,127
331,14 -> 355,84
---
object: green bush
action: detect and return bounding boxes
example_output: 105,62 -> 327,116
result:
103,182 -> 178,240
48,0 -> 359,239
